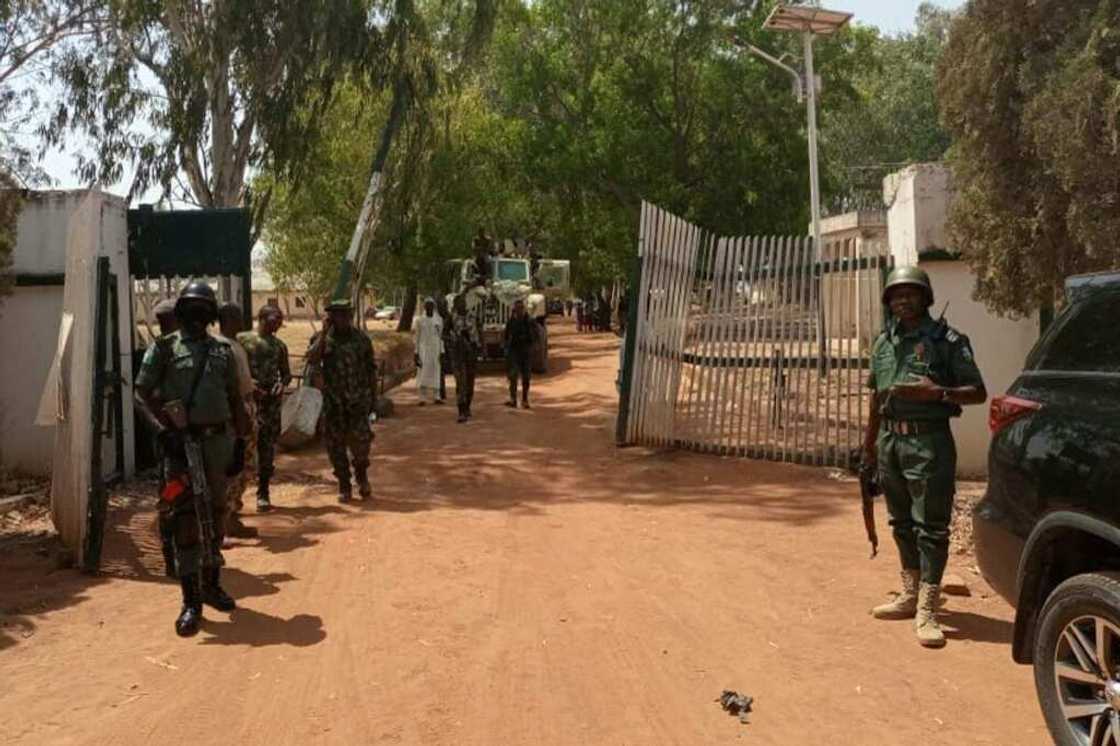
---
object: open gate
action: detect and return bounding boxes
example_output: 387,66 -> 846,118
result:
618,202 -> 892,467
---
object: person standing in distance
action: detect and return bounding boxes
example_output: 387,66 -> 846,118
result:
134,283 -> 249,637
449,293 -> 481,423
864,266 -> 986,648
238,305 -> 291,512
503,299 -> 535,409
215,302 -> 257,539
413,297 -> 444,406
306,299 -> 377,503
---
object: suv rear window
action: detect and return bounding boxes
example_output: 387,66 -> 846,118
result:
1033,293 -> 1120,372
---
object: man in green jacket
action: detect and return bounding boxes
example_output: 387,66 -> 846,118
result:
135,283 -> 249,637
864,266 -> 987,648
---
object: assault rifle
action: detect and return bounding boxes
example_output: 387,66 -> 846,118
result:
164,399 -> 224,569
849,448 -> 880,559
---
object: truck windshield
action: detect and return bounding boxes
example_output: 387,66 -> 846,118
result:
496,260 -> 529,282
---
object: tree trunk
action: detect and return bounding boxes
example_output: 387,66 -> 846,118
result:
333,77 -> 412,303
397,280 -> 418,332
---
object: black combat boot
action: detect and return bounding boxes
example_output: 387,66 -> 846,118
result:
256,476 -> 272,513
175,573 -> 203,637
202,567 -> 236,612
355,466 -> 372,501
338,479 -> 353,503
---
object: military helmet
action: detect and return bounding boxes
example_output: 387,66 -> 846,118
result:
882,266 -> 934,306
325,298 -> 352,312
175,281 -> 218,319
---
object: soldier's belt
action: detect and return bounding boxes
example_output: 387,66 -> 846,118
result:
883,419 -> 950,436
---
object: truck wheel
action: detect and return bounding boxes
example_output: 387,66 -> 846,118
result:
532,323 -> 549,374
1033,572 -> 1120,746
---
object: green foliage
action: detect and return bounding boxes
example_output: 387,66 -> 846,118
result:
490,0 -> 868,291
0,171 -> 21,311
823,3 -> 953,212
43,0 -> 370,228
939,0 -> 1120,316
263,0 -> 960,301
0,1 -> 99,185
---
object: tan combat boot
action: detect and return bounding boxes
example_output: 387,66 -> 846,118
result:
871,569 -> 920,619
915,582 -> 946,648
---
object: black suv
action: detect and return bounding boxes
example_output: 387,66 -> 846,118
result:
974,271 -> 1120,746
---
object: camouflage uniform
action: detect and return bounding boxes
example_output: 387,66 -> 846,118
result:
237,331 -> 291,499
316,326 -> 377,493
449,304 -> 481,420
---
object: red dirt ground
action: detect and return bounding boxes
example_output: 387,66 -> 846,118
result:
0,320 -> 1047,745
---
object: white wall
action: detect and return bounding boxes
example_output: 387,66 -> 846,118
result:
1,190 -> 134,485
885,164 -> 952,266
0,287 -> 64,474
923,260 -> 1038,476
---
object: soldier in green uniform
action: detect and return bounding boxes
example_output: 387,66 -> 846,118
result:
863,266 -> 987,648
150,298 -> 180,577
449,292 -> 481,423
237,305 -> 291,512
134,283 -> 249,637
472,227 -> 493,287
306,299 -> 377,503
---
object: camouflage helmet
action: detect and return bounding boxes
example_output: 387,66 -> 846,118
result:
175,282 -> 218,320
881,266 -> 934,306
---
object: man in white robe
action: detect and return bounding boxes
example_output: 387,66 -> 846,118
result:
414,297 -> 444,405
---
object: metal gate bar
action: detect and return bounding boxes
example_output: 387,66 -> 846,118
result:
620,202 -> 891,467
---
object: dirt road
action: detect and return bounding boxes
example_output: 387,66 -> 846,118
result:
0,322 -> 1048,745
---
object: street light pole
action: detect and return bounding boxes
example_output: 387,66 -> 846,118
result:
803,29 -> 822,251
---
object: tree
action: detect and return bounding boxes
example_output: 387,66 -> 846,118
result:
489,0 -> 867,289
938,0 -> 1120,316
0,0 -> 100,184
330,0 -> 499,322
44,0 -> 370,240
822,3 -> 953,213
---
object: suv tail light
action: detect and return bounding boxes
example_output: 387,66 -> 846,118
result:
989,395 -> 1042,435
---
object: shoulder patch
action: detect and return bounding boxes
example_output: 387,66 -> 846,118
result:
945,328 -> 960,343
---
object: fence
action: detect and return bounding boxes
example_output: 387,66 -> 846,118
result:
620,202 -> 892,467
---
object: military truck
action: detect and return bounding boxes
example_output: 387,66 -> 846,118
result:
444,255 -> 570,373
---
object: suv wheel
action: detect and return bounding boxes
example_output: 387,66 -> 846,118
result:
1035,572 -> 1120,746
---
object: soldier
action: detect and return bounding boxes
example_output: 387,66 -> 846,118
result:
449,293 -> 481,423
306,299 -> 377,503
154,298 -> 179,336
134,283 -> 249,637
503,298 -> 535,409
150,298 -> 181,577
216,303 -> 257,539
238,305 -> 291,512
864,266 -> 987,648
472,227 -> 493,286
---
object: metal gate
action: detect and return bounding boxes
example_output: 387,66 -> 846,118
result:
84,256 -> 124,570
618,202 -> 892,467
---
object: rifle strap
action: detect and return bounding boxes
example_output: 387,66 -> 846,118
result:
184,338 -> 214,417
